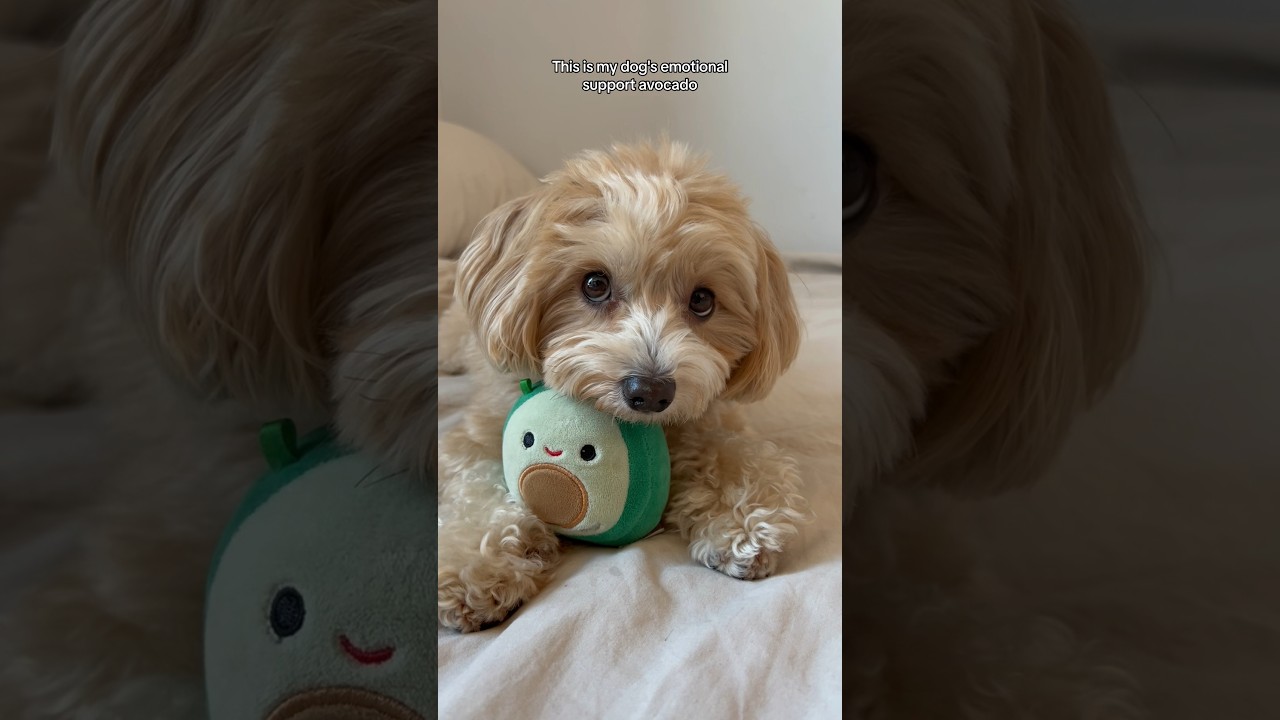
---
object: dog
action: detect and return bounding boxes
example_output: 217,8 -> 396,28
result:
841,0 -> 1147,501
436,140 -> 812,632
839,0 -> 1150,716
0,0 -> 438,716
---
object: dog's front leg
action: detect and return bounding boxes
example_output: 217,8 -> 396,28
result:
437,422 -> 562,632
663,407 -> 812,580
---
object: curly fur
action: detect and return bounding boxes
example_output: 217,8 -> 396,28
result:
52,0 -> 440,477
841,0 -> 1150,716
0,0 -> 438,717
843,0 -> 1147,503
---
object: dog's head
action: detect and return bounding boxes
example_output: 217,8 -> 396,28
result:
842,0 -> 1149,498
455,141 -> 800,424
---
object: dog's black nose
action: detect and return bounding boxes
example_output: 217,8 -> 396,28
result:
620,375 -> 676,413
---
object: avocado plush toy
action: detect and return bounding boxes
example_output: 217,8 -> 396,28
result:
204,420 -> 430,720
502,379 -> 671,547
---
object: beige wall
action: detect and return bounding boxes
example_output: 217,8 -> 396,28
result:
439,0 -> 841,256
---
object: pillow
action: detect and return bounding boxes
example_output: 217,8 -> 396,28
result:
438,121 -> 540,259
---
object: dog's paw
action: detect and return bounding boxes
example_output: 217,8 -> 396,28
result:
679,476 -> 812,581
701,545 -> 781,580
688,516 -> 799,581
437,522 -> 561,633
437,576 -> 521,632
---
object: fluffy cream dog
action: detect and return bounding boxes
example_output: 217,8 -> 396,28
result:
840,0 -> 1150,716
841,0 -> 1147,500
842,0 -> 1148,551
0,0 -> 437,717
438,141 -> 810,631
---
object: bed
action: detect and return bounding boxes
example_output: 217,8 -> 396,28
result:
435,122 -> 844,718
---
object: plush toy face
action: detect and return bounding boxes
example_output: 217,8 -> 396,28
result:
502,381 -> 670,547
205,427 -> 430,720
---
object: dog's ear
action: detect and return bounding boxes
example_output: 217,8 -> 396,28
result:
722,229 -> 802,403
894,0 -> 1149,496
52,1 -> 437,419
455,193 -> 545,375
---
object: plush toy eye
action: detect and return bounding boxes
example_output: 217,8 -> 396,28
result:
580,444 -> 597,461
522,431 -> 535,448
582,272 -> 611,303
269,586 -> 305,639
689,288 -> 715,318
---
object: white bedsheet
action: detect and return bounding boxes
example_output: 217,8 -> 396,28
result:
437,266 -> 843,719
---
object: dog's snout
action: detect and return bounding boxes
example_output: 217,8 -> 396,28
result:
620,375 -> 676,413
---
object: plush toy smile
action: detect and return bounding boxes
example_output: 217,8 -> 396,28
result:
204,420 -> 429,720
340,635 -> 396,665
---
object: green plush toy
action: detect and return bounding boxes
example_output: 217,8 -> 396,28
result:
204,420 -> 430,720
502,379 -> 671,547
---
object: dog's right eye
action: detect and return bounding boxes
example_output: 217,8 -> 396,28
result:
582,272 -> 611,303
843,131 -> 877,233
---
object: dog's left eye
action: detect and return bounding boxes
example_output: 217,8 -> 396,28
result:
843,131 -> 877,232
689,288 -> 715,318
582,272 -> 611,303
